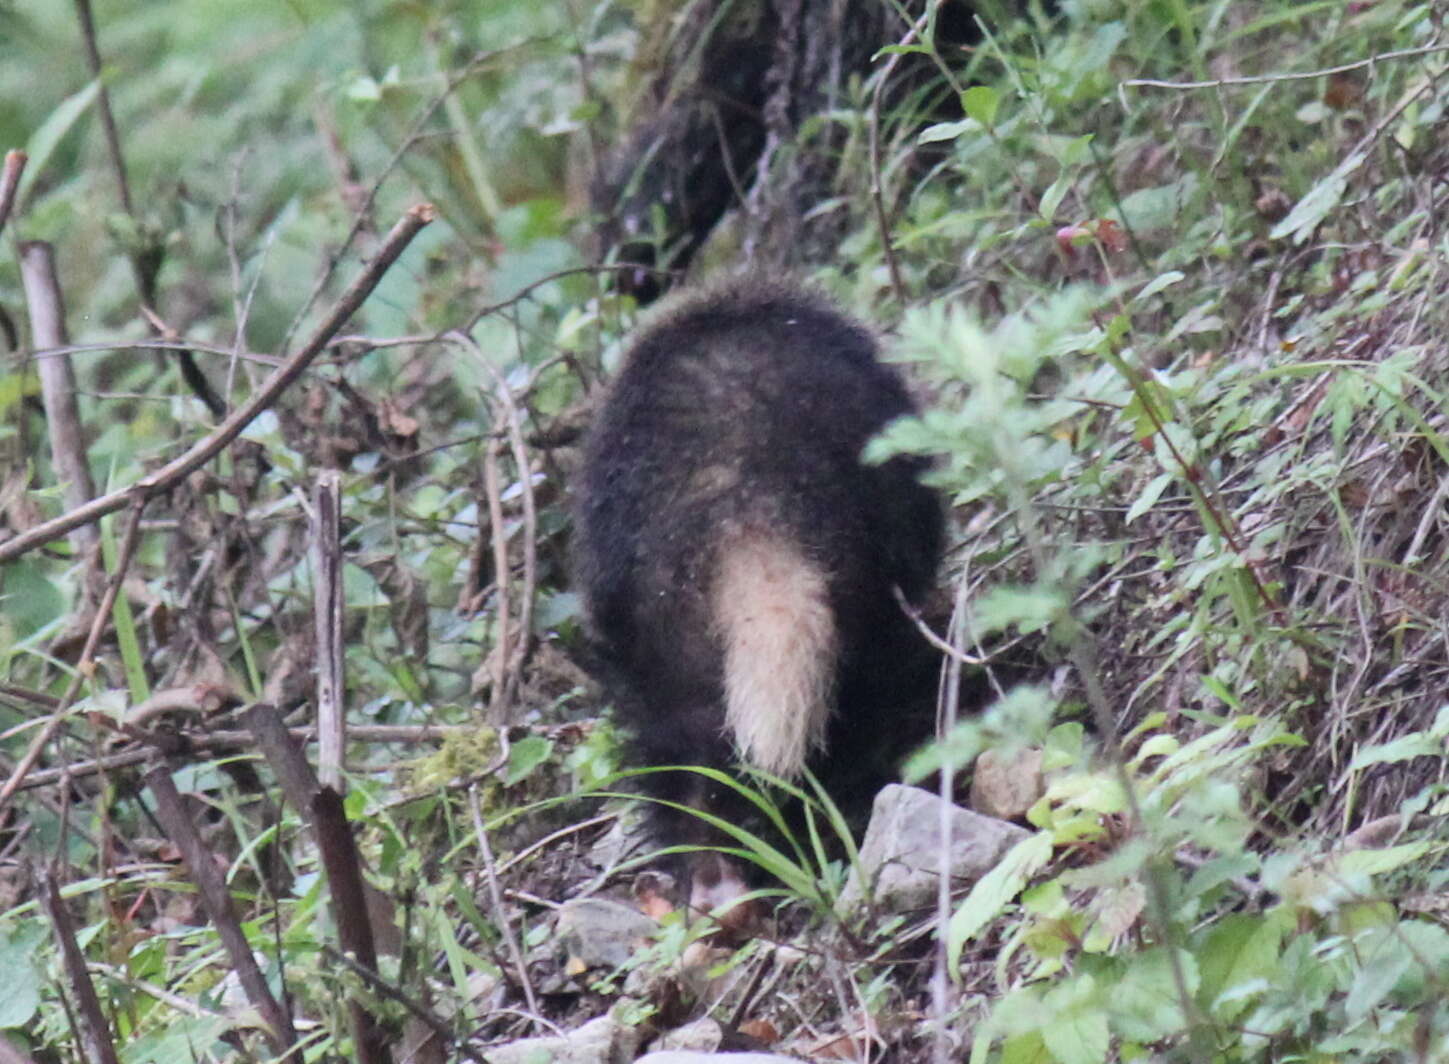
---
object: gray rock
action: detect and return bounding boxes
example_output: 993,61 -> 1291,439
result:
838,784 -> 1029,913
556,896 -> 658,970
485,1014 -> 637,1064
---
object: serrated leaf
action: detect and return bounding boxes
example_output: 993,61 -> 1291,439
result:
1042,977 -> 1109,1064
1348,732 -> 1440,770
948,831 -> 1054,967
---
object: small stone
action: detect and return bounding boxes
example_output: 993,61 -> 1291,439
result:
652,1017 -> 724,1053
485,1014 -> 637,1064
556,897 -> 658,971
969,747 -> 1044,820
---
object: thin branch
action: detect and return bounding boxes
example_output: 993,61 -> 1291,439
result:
450,330 -> 540,720
0,204 -> 435,564
1122,40 -> 1449,90
16,722 -> 470,792
70,0 -> 224,415
868,11 -> 927,305
71,0 -> 133,215
19,241 -> 99,559
467,783 -> 540,1021
480,437 -> 513,722
281,42 -> 539,353
145,765 -> 301,1060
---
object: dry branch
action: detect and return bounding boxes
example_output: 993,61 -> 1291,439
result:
37,871 -> 120,1064
312,470 -> 345,788
0,203 -> 435,564
16,721 -> 468,792
144,764 -> 300,1060
18,241 -> 98,559
312,787 -> 392,1064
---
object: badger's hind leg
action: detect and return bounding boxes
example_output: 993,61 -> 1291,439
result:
712,528 -> 838,779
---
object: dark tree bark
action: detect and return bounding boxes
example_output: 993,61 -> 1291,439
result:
591,0 -> 1021,301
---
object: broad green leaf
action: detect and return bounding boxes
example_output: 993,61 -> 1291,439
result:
962,85 -> 1000,127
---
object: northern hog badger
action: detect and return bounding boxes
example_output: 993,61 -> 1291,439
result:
573,276 -> 943,912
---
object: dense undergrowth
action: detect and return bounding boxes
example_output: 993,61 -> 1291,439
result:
1,0 -> 1447,1061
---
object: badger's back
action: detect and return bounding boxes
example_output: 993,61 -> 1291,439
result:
573,277 -> 942,817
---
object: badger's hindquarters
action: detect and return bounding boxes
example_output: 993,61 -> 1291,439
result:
713,528 -> 837,777
573,276 -> 943,909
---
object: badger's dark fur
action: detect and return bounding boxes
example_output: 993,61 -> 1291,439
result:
573,277 -> 943,891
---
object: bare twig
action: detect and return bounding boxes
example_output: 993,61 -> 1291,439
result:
70,0 -> 224,415
467,784 -> 540,1020
70,0 -> 133,215
19,241 -> 98,560
451,330 -> 540,720
480,437 -> 514,722
1122,40 -> 1449,90
867,12 -> 927,305
321,947 -> 491,1064
464,262 -> 675,331
0,149 -> 27,236
312,470 -> 345,789
0,204 -> 435,564
17,722 -> 469,792
930,568 -> 972,1064
281,42 -> 538,353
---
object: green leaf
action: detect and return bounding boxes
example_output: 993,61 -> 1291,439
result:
1337,841 -> 1431,878
1126,471 -> 1173,524
1039,174 -> 1072,222
948,831 -> 1054,967
1111,949 -> 1198,1042
962,85 -> 1000,127
1348,732 -> 1440,770
0,925 -> 43,1028
1198,912 -> 1287,1021
1042,976 -> 1109,1064
1270,152 -> 1366,244
1135,270 -> 1185,303
505,736 -> 554,786
919,119 -> 977,144
19,78 -> 101,211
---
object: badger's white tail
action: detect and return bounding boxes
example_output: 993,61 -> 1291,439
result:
712,530 -> 837,777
